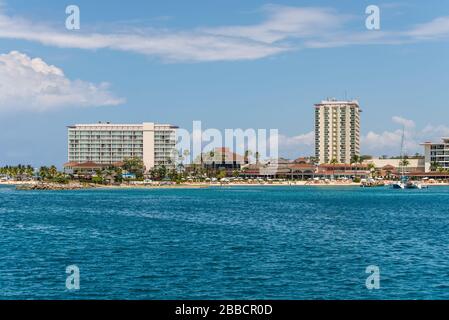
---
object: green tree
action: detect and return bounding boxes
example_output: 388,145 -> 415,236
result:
123,157 -> 145,179
399,159 -> 410,168
255,152 -> 260,164
92,176 -> 103,184
367,163 -> 376,178
329,158 -> 338,178
430,161 -> 439,172
244,150 -> 252,164
350,155 -> 360,165
217,170 -> 227,180
39,166 -> 49,180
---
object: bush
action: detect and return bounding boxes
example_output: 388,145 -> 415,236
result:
52,177 -> 69,184
92,176 -> 103,184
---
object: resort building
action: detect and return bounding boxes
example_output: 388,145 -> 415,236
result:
364,158 -> 425,175
185,147 -> 247,176
66,122 -> 178,171
240,161 -> 369,180
421,138 -> 449,172
314,99 -> 361,164
200,147 -> 247,170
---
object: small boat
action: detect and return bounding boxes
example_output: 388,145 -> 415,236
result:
405,181 -> 421,189
392,182 -> 405,189
361,178 -> 385,188
405,181 -> 428,189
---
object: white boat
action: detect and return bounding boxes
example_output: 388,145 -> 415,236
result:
392,182 -> 405,189
405,181 -> 421,189
405,181 -> 428,189
392,127 -> 427,190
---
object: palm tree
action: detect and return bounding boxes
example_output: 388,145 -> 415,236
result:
351,155 -> 361,165
25,165 -> 34,177
208,151 -> 215,177
367,163 -> 376,178
183,149 -> 190,168
39,166 -> 49,180
49,165 -> 58,179
399,159 -> 410,170
329,158 -> 338,179
244,150 -> 252,164
430,161 -> 439,172
255,152 -> 260,165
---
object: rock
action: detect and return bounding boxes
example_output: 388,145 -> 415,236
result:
16,182 -> 94,191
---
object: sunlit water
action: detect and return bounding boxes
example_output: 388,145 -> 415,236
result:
1,184 -> 449,299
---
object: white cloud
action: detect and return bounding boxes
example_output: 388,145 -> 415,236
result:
203,5 -> 348,44
421,124 -> 449,137
0,5 -> 318,62
392,116 -> 415,128
278,131 -> 315,147
0,4 -> 449,62
362,129 -> 407,154
274,117 -> 449,158
0,4 -> 446,63
362,117 -> 449,156
408,16 -> 449,39
268,131 -> 315,158
0,51 -> 124,112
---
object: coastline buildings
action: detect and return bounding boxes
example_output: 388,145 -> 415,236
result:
314,99 -> 361,164
240,159 -> 369,180
364,158 -> 425,175
65,122 -> 178,172
421,138 -> 449,172
200,147 -> 247,171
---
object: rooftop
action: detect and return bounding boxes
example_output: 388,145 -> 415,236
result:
68,122 -> 178,129
314,98 -> 360,106
420,138 -> 449,145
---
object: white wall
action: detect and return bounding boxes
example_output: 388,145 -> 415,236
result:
142,122 -> 155,171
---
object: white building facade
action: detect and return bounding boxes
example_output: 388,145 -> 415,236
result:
314,99 -> 361,164
67,122 -> 178,170
422,138 -> 449,172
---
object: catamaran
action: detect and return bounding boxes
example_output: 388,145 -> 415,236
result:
392,126 -> 427,190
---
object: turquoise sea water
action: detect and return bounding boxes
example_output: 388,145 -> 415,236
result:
1,184 -> 449,299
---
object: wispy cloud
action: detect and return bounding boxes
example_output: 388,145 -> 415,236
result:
407,16 -> 449,39
0,5 -> 305,62
202,5 -> 349,44
0,51 -> 124,112
1,4 -> 449,62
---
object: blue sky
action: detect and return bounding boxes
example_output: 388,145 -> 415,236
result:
0,0 -> 449,166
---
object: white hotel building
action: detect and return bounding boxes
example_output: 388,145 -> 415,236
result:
422,138 -> 449,172
314,99 -> 361,164
67,122 -> 178,171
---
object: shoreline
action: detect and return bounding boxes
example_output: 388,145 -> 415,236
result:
3,180 -> 449,189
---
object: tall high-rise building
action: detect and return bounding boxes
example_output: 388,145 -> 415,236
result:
67,122 -> 178,171
314,99 -> 361,164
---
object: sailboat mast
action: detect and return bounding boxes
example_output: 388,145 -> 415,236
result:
400,126 -> 405,178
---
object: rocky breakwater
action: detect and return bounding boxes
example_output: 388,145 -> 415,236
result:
16,182 -> 95,191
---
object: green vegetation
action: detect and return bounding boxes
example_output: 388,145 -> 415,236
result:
0,165 -> 34,179
123,157 -> 145,179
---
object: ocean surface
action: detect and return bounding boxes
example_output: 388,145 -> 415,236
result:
1,184 -> 449,300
